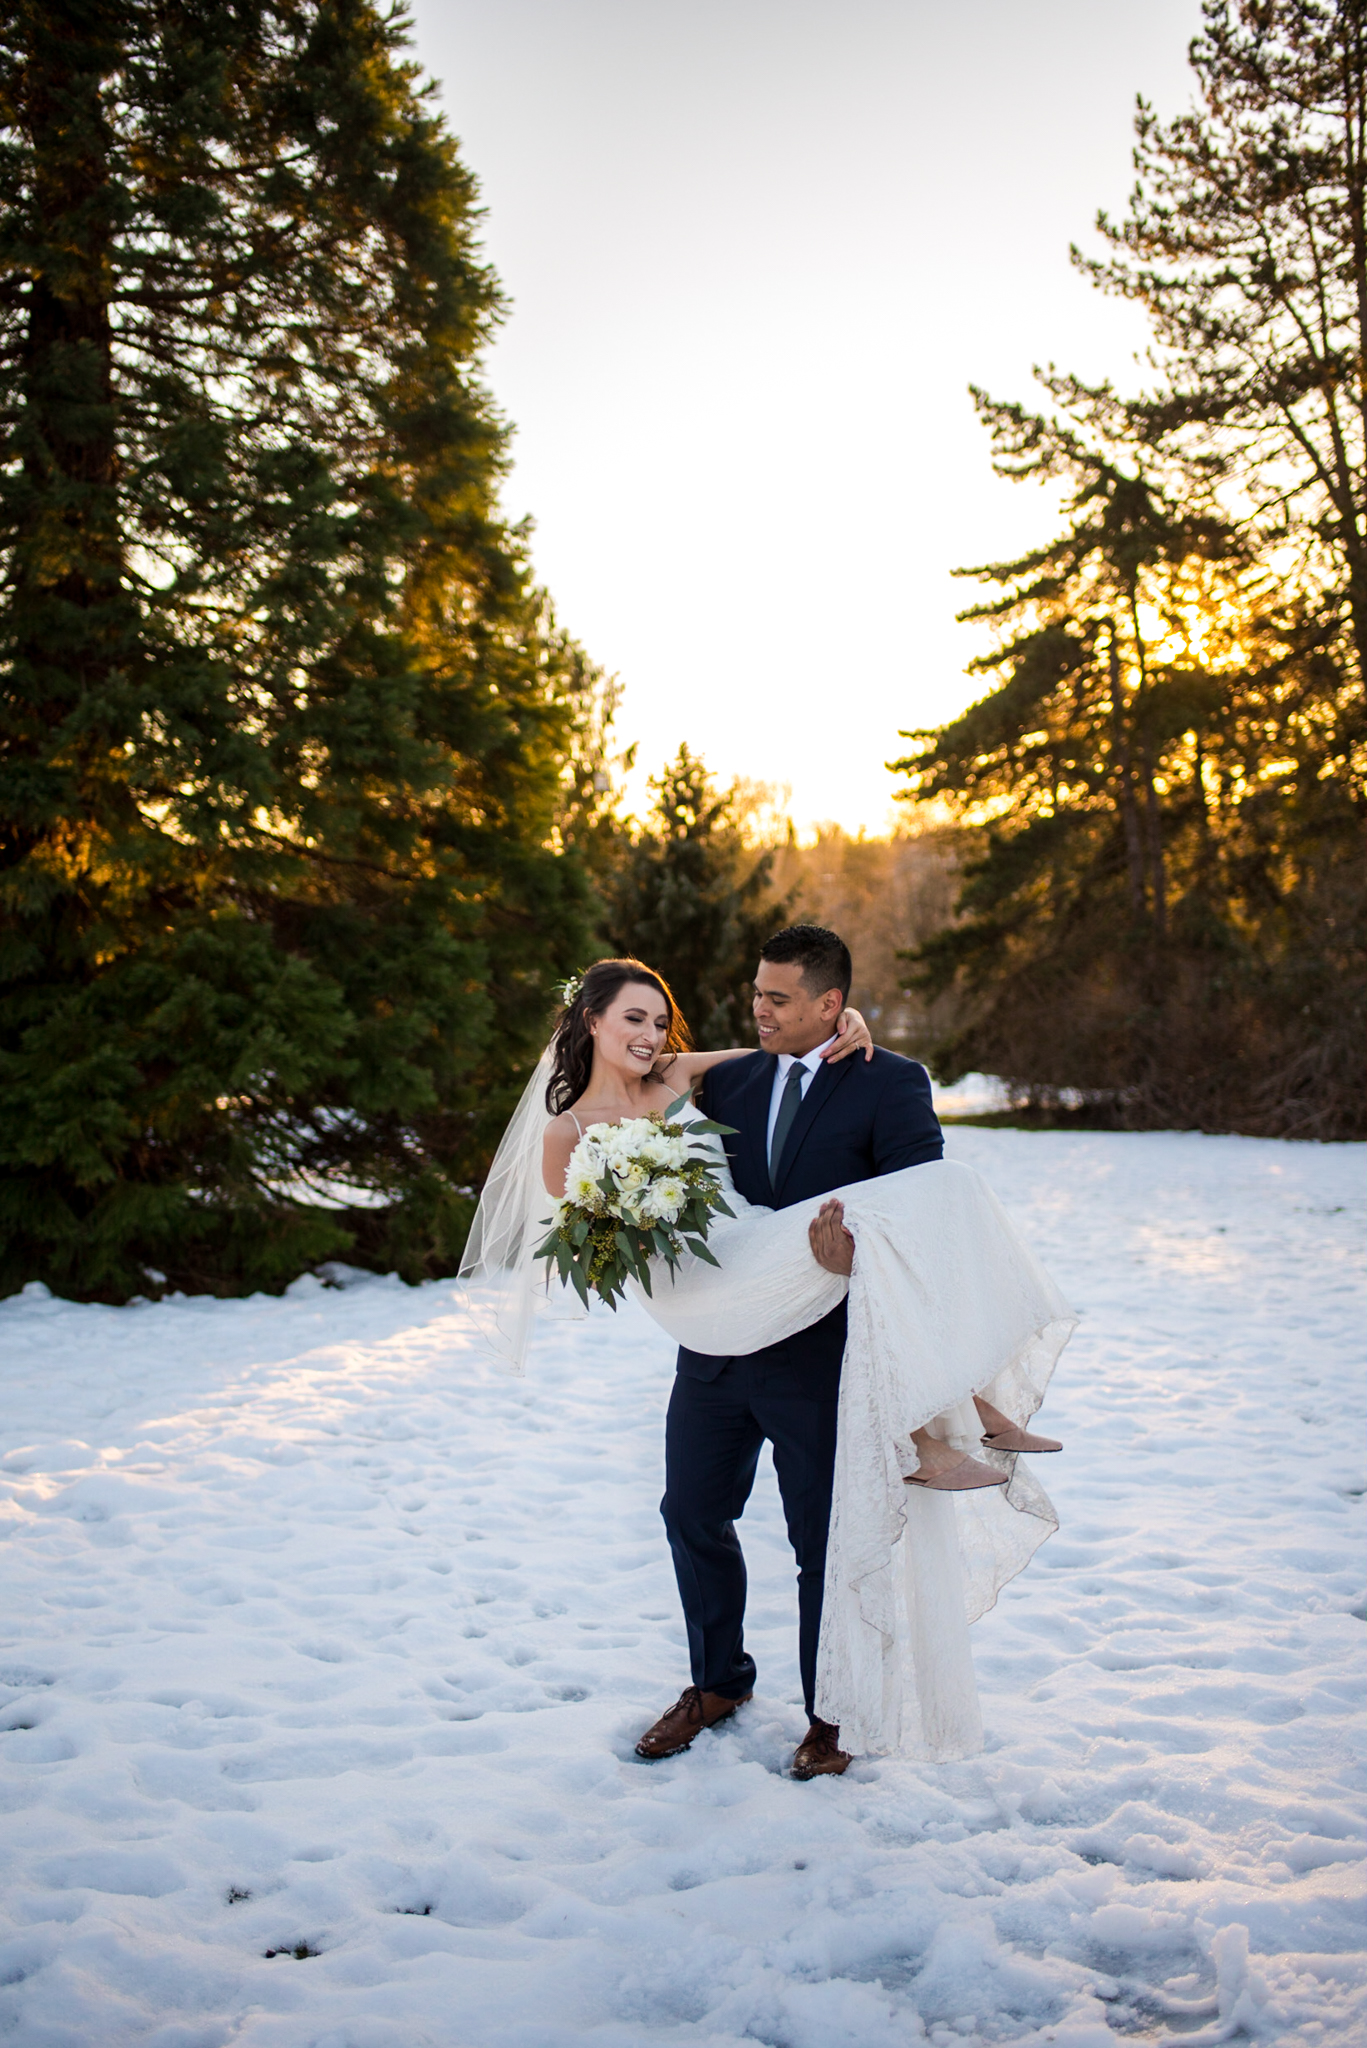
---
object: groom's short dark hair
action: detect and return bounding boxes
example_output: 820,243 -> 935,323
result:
760,925 -> 852,1002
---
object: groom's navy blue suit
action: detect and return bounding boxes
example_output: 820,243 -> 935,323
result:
661,1047 -> 943,1718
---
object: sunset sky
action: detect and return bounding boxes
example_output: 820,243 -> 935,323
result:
408,0 -> 1204,835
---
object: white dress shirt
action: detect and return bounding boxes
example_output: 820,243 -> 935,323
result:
766,1036 -> 839,1155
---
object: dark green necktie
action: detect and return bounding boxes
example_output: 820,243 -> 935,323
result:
769,1061 -> 807,1184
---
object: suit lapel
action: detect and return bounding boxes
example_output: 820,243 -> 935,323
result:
739,1054 -> 776,1201
773,1055 -> 851,1197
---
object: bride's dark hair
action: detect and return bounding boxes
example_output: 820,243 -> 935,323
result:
546,959 -> 692,1115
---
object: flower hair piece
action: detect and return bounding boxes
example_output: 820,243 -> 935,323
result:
555,971 -> 585,1008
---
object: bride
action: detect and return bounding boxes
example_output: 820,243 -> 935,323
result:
460,951 -> 1076,1765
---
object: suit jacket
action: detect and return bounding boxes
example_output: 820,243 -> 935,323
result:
676,1045 -> 944,1398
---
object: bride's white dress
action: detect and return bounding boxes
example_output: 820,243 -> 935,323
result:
459,1056 -> 1076,1763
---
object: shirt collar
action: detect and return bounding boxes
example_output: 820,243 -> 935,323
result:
777,1035 -> 838,1077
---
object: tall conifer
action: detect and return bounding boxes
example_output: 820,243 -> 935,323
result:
895,0 -> 1366,1138
1080,0 -> 1367,677
602,748 -> 792,1047
0,0 -> 600,1296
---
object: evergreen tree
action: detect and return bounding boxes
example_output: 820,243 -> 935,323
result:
895,0 -> 1366,1140
1079,0 -> 1367,679
0,0 -> 602,1299
897,394 -> 1362,1137
601,747 -> 793,1047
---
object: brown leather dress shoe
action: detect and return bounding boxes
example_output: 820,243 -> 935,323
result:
791,1718 -> 851,1779
634,1685 -> 751,1760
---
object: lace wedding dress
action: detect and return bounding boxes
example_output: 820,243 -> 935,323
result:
459,1056 -> 1076,1762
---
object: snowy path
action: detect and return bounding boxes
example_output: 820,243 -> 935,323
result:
1,1130 -> 1363,2048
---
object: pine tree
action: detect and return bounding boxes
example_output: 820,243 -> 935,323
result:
896,387 -> 1363,1136
1078,0 -> 1367,680
601,747 -> 793,1047
894,0 -> 1366,1139
0,0 -> 602,1298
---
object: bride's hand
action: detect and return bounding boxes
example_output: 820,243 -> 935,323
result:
822,1006 -> 875,1063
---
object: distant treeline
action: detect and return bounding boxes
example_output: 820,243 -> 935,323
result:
892,0 -> 1364,1141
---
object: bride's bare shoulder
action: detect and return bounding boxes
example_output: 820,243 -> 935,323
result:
543,1107 -> 583,1146
541,1109 -> 583,1195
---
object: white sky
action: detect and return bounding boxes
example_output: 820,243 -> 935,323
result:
407,0 -> 1203,835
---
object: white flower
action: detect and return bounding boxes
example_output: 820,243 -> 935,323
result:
566,1161 -> 602,1206
643,1176 -> 686,1223
608,1124 -> 650,1169
569,1133 -> 604,1174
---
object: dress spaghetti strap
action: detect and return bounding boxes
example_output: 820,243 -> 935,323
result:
568,1110 -> 584,1138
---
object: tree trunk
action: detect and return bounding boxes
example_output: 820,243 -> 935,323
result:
1339,1 -> 1367,686
15,3 -> 122,758
1191,724 -> 1214,889
1107,627 -> 1146,920
1139,739 -> 1167,938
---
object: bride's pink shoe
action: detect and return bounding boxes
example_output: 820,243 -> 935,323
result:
972,1396 -> 1062,1455
905,1453 -> 1007,1492
980,1424 -> 1062,1453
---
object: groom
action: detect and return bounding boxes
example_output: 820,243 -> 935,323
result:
636,924 -> 944,1778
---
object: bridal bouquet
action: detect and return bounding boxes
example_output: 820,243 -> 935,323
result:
536,1096 -> 735,1309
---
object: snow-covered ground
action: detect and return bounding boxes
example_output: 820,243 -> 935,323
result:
1,1130 -> 1363,2048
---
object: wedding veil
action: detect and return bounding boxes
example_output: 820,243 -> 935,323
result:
457,1047 -> 586,1372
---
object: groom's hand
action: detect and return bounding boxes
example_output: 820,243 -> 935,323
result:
809,1199 -> 855,1276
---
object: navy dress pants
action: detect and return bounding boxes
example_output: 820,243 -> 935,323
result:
661,1358 -> 839,1719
